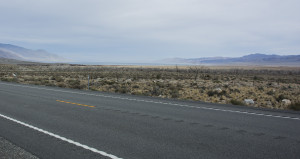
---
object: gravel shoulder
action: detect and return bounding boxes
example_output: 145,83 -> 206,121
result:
0,136 -> 39,159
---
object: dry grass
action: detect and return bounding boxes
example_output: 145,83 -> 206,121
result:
1,64 -> 299,110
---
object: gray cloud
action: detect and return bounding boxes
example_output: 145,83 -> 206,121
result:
0,0 -> 299,62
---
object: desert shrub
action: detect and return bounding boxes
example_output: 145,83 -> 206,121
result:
176,83 -> 183,90
220,90 -> 228,96
102,80 -> 115,85
24,77 -> 35,81
207,90 -> 216,97
142,91 -> 151,96
1,64 -> 299,110
289,102 -> 300,111
45,82 -> 55,87
190,82 -> 198,87
230,99 -> 244,105
89,86 -> 98,91
203,74 -> 211,80
131,91 -> 143,95
54,76 -> 64,82
67,79 -> 82,89
213,80 -> 221,83
199,89 -> 204,93
257,86 -> 264,91
1,77 -> 15,82
151,86 -> 161,96
40,80 -> 50,85
116,87 -> 129,94
267,82 -> 272,86
248,91 -> 255,95
229,88 -> 240,93
198,86 -> 206,90
132,85 -> 139,89
207,90 -> 227,97
266,90 -> 274,95
276,94 -> 286,102
168,84 -> 180,98
156,73 -> 162,79
57,83 -> 66,88
170,89 -> 179,98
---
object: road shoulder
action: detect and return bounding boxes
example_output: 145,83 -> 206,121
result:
0,136 -> 39,159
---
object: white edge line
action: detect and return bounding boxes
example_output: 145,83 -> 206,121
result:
1,82 -> 299,121
0,113 -> 123,159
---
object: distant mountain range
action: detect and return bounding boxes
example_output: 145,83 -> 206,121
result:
163,53 -> 300,66
0,57 -> 41,64
0,43 -> 299,66
0,43 -> 66,62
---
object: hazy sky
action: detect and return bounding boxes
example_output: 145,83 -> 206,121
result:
0,0 -> 299,62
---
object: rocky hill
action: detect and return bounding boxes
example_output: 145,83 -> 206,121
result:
0,43 -> 66,63
163,53 -> 300,66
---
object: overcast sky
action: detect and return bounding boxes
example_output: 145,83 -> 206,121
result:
0,0 -> 299,62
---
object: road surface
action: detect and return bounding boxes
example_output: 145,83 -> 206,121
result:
0,81 -> 299,159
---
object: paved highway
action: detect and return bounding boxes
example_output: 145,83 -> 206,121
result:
0,81 -> 299,159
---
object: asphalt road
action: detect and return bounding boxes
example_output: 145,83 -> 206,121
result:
0,81 -> 299,159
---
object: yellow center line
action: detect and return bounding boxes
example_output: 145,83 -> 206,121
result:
56,100 -> 95,108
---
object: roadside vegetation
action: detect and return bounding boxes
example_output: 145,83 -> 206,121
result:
1,64 -> 299,110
